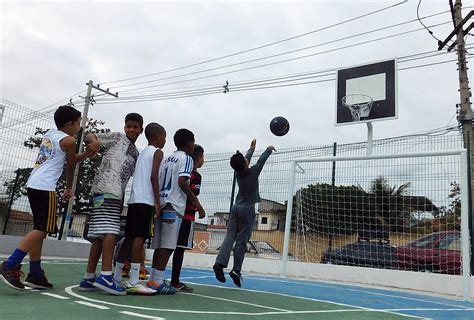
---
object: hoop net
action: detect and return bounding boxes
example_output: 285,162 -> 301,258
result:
342,94 -> 374,122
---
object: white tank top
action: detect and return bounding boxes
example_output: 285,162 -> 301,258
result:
27,129 -> 69,191
128,145 -> 158,205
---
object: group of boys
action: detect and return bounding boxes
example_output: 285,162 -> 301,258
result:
0,104 -> 275,296
0,105 -> 206,296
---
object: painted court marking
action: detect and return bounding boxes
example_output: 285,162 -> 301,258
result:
120,311 -> 166,320
189,292 -> 290,312
41,292 -> 69,300
64,285 -> 420,318
75,301 -> 110,310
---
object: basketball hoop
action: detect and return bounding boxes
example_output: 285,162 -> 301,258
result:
342,94 -> 374,122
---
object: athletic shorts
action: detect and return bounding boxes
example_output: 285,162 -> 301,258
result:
87,194 -> 123,239
176,219 -> 195,250
27,188 -> 58,235
125,203 -> 154,239
151,209 -> 183,250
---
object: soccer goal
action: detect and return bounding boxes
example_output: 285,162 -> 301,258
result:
281,149 -> 471,300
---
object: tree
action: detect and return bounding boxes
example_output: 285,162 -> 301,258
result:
3,119 -> 110,214
368,176 -> 412,232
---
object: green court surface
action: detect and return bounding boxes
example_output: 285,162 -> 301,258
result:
0,258 -> 473,320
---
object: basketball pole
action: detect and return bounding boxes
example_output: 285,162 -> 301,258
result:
366,122 -> 373,155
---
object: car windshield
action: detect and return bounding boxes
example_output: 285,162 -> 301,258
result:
408,234 -> 439,248
438,233 -> 461,251
253,241 -> 278,253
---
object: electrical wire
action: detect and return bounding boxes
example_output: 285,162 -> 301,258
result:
98,0 -> 408,86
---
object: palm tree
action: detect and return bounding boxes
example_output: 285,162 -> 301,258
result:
368,176 -> 412,232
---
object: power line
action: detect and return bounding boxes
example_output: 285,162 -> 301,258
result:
98,1 -> 408,86
106,21 -> 452,96
110,18 -> 451,92
94,56 -> 472,105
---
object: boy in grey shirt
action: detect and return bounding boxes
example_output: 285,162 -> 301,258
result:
213,139 -> 275,287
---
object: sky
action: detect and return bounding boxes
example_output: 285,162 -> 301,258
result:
1,0 -> 472,157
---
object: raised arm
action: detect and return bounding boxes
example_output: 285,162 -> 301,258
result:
244,139 -> 256,162
252,146 -> 276,175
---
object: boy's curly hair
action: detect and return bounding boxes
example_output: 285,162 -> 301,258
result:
230,151 -> 247,173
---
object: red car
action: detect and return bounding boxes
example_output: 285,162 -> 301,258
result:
396,231 -> 462,275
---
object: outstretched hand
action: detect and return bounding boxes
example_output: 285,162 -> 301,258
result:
267,146 -> 276,152
250,139 -> 256,150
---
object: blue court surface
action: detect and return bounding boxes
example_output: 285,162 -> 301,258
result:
0,259 -> 473,320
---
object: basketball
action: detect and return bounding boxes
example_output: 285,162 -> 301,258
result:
269,116 -> 290,136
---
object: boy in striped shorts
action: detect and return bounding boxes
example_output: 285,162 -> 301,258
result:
78,113 -> 143,296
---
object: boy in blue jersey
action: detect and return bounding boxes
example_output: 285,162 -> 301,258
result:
0,105 -> 91,290
213,139 -> 275,287
147,129 -> 205,294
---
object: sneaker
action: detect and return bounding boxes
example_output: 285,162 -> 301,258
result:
229,270 -> 242,287
0,262 -> 25,291
171,282 -> 193,293
146,281 -> 176,294
139,267 -> 149,280
121,261 -> 130,278
23,271 -> 53,289
213,264 -> 226,283
93,274 -> 126,296
126,282 -> 156,295
79,277 -> 98,291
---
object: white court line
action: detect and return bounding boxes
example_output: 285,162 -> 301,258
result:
120,311 -> 165,320
41,292 -> 70,300
245,276 -> 474,310
64,285 -> 420,318
75,301 -> 109,310
189,292 -> 289,312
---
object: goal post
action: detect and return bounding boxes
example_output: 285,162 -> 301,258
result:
281,149 -> 471,300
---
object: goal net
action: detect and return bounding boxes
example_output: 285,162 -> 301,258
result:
282,150 -> 470,297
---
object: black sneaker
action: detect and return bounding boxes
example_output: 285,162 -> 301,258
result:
171,282 -> 193,293
23,271 -> 53,289
0,261 -> 25,291
213,264 -> 226,283
229,270 -> 242,287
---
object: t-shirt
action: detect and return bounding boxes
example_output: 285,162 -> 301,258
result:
183,169 -> 202,221
91,132 -> 139,198
27,129 -> 69,191
234,147 -> 272,206
128,145 -> 158,205
159,150 -> 193,215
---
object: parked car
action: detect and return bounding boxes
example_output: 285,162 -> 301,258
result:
396,231 -> 461,274
217,240 -> 296,260
320,239 -> 397,269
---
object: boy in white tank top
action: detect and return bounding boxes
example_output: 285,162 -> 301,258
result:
0,105 -> 92,291
112,122 -> 166,295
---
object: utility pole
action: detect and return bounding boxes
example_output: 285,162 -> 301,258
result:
439,0 -> 474,276
60,80 -> 118,240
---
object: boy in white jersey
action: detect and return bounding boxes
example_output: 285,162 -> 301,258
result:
147,129 -> 205,294
79,113 -> 143,296
113,123 -> 166,295
0,105 -> 90,290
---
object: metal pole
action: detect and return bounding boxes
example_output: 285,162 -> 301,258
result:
60,80 -> 93,240
329,142 -> 337,252
281,160 -> 296,278
2,170 -> 21,235
367,122 -> 373,155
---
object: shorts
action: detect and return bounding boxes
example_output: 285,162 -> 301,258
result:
176,219 -> 195,250
125,203 -> 154,239
87,194 -> 123,239
27,188 -> 58,235
151,210 -> 183,250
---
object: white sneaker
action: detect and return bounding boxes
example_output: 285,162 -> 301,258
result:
126,282 -> 157,295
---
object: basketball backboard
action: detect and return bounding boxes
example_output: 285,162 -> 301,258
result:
335,59 -> 397,126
